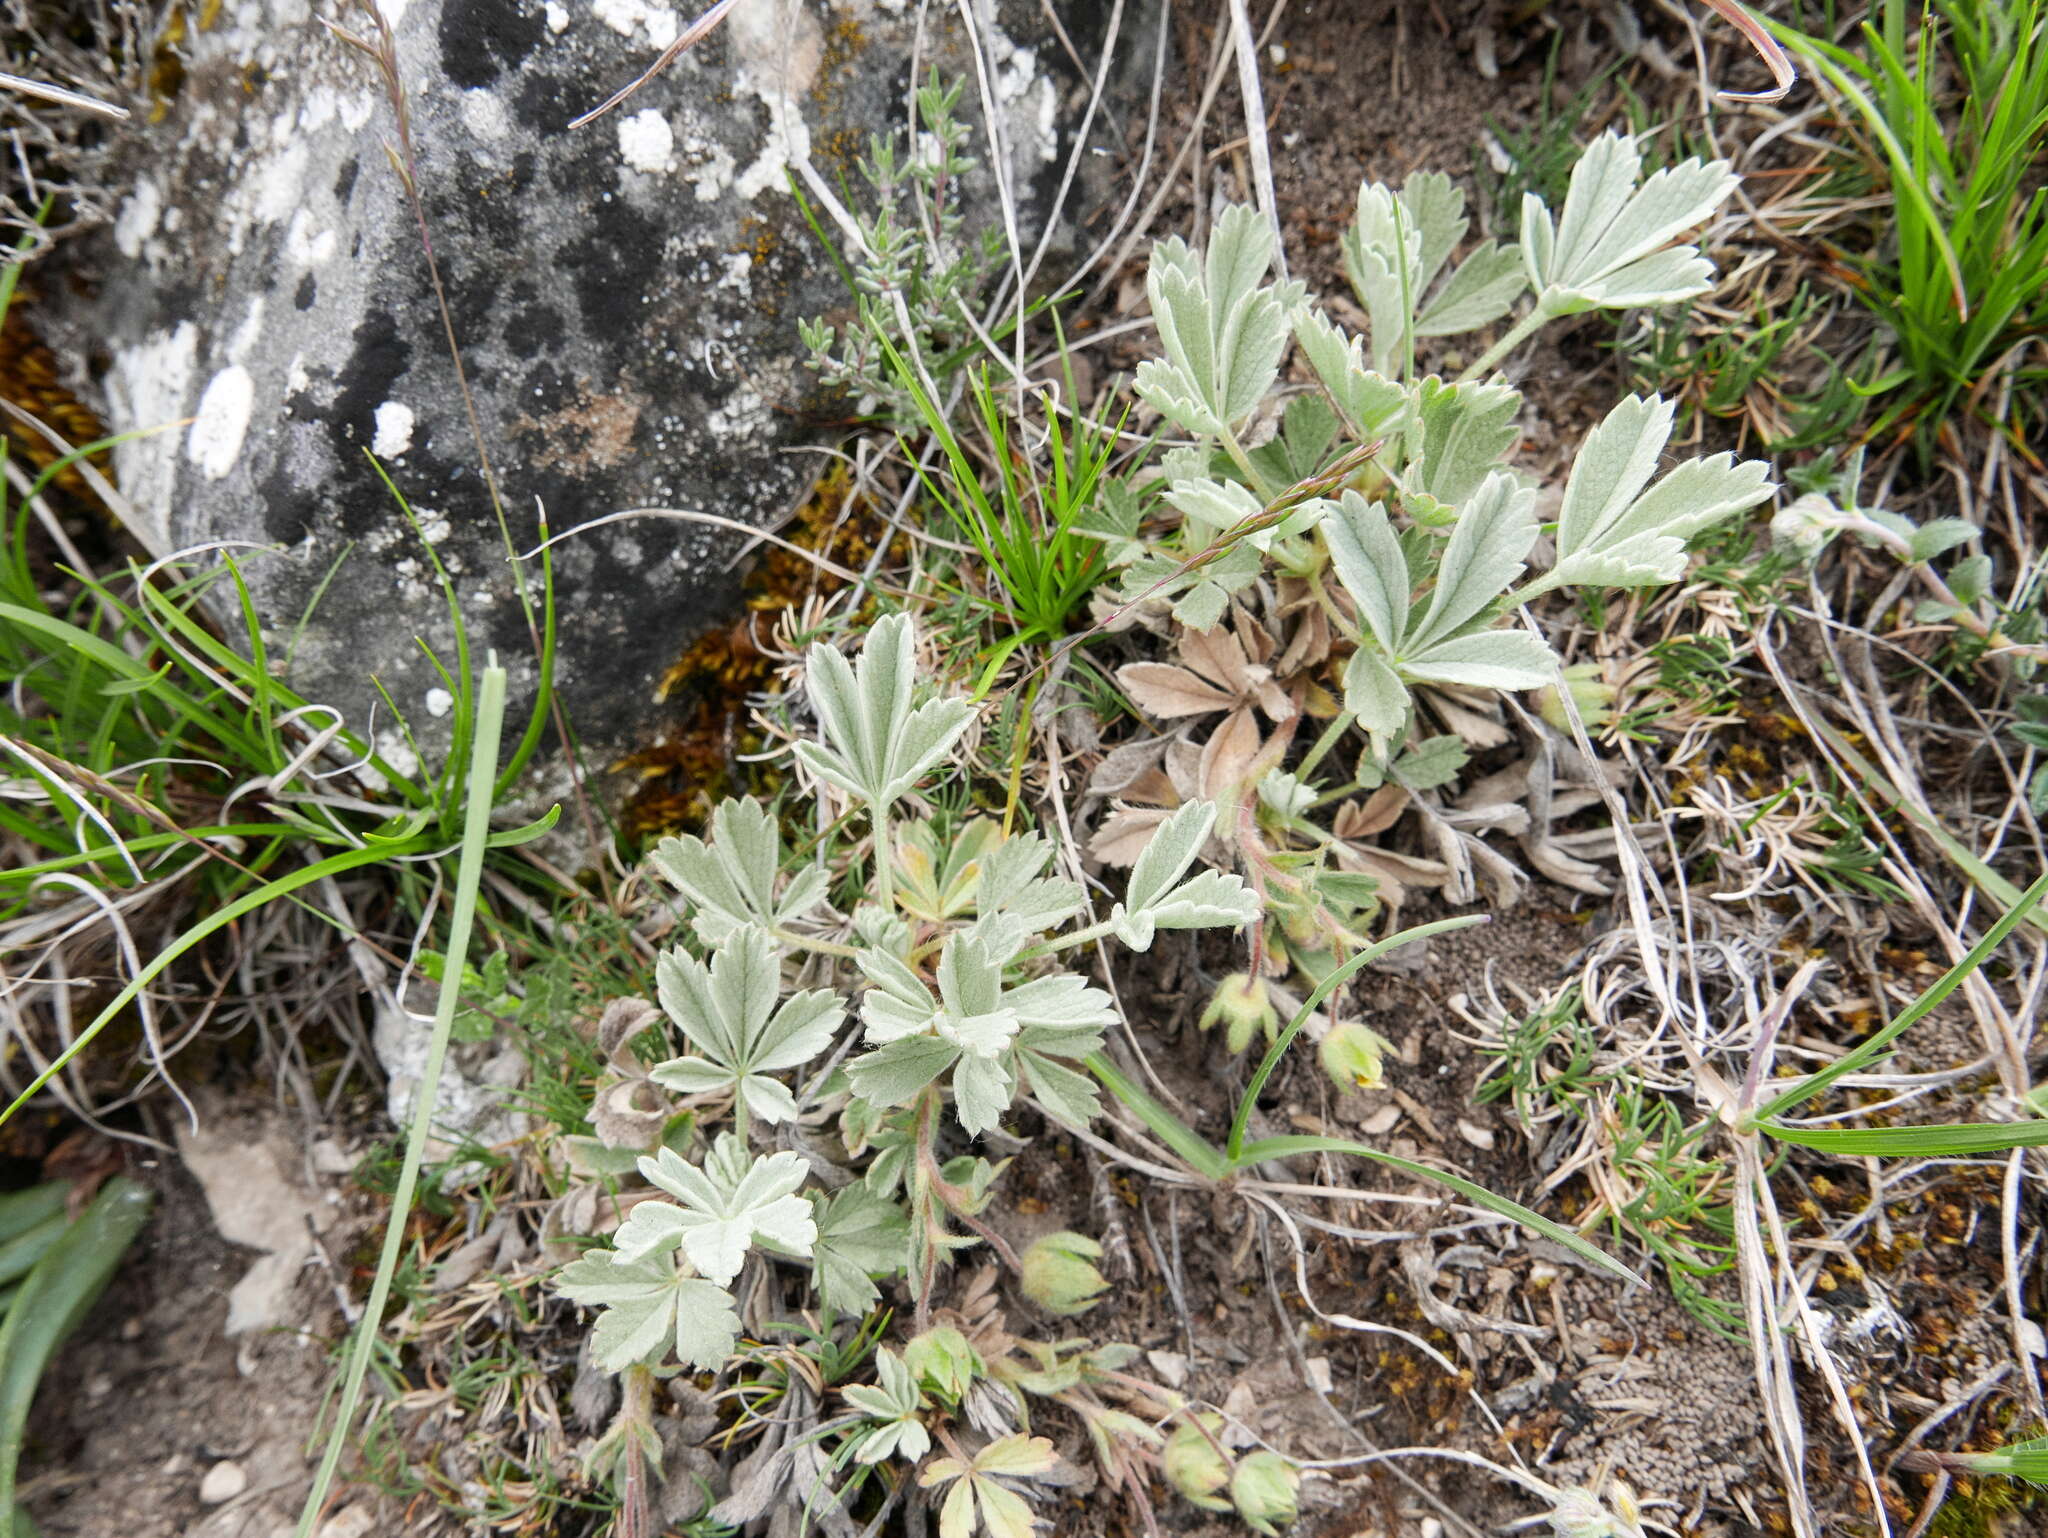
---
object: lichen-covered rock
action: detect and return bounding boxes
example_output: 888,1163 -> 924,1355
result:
56,0 -> 1142,761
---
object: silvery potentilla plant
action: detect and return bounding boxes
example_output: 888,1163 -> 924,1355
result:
553,613 -> 1259,1368
1079,132 -> 1775,990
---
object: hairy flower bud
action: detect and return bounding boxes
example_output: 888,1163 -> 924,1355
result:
1200,973 -> 1279,1054
1546,1481 -> 1645,1538
1536,662 -> 1618,733
1162,1415 -> 1232,1512
1319,1020 -> 1391,1092
1771,491 -> 1841,555
1020,1231 -> 1111,1316
1230,1451 -> 1299,1535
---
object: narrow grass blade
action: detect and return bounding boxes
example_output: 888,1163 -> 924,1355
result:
0,1178 -> 154,1538
1232,1133 -> 1642,1285
1750,867 -> 2048,1124
1761,1120 -> 2048,1155
1084,1052 -> 1229,1182
295,659 -> 509,1537
1800,707 -> 2048,935
1227,915 -> 1485,1160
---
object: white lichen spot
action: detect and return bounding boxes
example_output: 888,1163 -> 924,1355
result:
418,515 -> 452,544
617,109 -> 675,173
986,30 -> 1058,169
188,366 -> 256,481
253,142 -> 312,228
229,298 -> 266,363
717,252 -> 752,293
727,0 -> 822,200
372,401 -> 417,459
285,209 -> 336,267
544,0 -> 568,29
374,730 -> 421,782
286,354 -> 311,395
340,94 -> 375,133
374,0 -> 408,29
592,0 -> 675,47
425,687 -> 454,718
113,181 -> 161,260
298,86 -> 340,132
461,89 -> 511,142
108,322 -> 198,549
680,128 -> 735,202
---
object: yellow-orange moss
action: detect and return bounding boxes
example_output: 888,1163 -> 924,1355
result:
613,469 -> 899,843
0,291 -> 110,503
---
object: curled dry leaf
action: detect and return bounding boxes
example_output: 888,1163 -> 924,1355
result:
1117,611 -> 1295,725
593,996 -> 671,1150
1089,717 -> 1267,869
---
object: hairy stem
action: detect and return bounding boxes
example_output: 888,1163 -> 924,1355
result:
1456,301 -> 1553,384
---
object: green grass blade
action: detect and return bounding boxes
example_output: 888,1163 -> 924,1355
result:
1761,1119 -> 2048,1156
0,1178 -> 154,1538
1231,1133 -> 1643,1286
1084,1052 -> 1230,1181
1751,866 -> 2048,1125
295,659 -> 509,1538
0,838 -> 433,1129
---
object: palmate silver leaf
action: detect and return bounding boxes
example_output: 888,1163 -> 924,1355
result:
614,1135 -> 816,1285
1109,799 -> 1261,949
1328,480 -> 1550,757
649,796 -> 829,944
649,925 -> 842,1124
554,1250 -> 740,1373
1135,204 -> 1305,437
809,1184 -> 909,1315
1406,472 -> 1538,651
1522,132 -> 1738,315
793,612 -> 975,814
1291,308 -> 1407,441
847,935 -> 1114,1136
843,1348 -> 931,1464
1408,378 -> 1522,520
1521,393 -> 1774,596
1323,490 -> 1412,654
1344,171 -> 1526,373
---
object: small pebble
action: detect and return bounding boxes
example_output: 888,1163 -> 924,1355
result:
316,1507 -> 377,1538
199,1460 -> 247,1505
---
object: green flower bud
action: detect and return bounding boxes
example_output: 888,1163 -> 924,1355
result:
1200,973 -> 1279,1054
1230,1450 -> 1299,1535
902,1325 -> 982,1401
1162,1415 -> 1232,1512
1318,1020 -> 1391,1092
1536,662 -> 1618,733
1020,1231 -> 1111,1316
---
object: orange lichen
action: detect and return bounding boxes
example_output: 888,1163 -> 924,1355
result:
0,292 -> 110,502
613,469 -> 899,843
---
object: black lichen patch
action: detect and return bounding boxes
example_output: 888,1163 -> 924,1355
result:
503,303 -> 565,359
437,0 -> 545,89
258,456 -> 322,546
554,202 -> 663,348
294,273 -> 317,311
326,308 -> 413,465
512,71 -> 578,135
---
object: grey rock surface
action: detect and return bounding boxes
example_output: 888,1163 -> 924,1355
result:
59,0 -> 1144,766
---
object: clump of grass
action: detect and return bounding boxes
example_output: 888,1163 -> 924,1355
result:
1770,0 -> 2048,444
